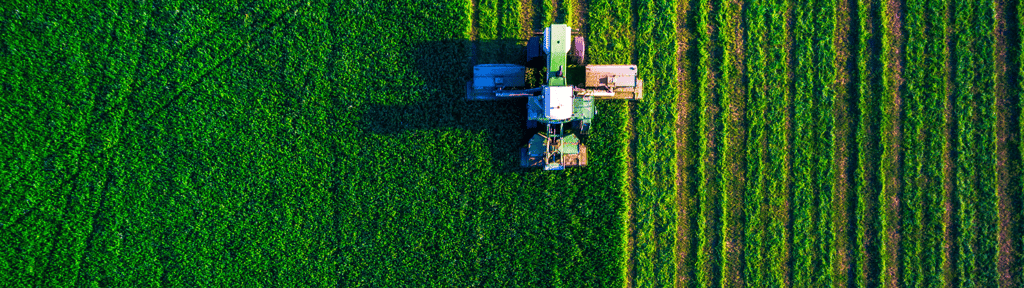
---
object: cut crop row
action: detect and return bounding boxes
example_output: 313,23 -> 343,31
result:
953,0 -> 998,286
854,0 -> 884,286
829,0 -> 857,285
764,0 -> 795,286
587,0 -> 635,65
900,0 -> 946,286
742,0 -> 772,285
634,0 -> 681,287
716,0 -> 747,285
695,0 -> 723,285
586,1 -> 639,286
792,0 -> 837,286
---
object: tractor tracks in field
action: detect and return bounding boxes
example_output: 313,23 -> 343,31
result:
2,1 -> 307,232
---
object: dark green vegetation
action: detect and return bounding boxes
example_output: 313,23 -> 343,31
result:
1,0 -> 626,286
3,0 -> 1023,287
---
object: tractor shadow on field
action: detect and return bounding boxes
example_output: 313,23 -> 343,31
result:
361,39 -> 542,173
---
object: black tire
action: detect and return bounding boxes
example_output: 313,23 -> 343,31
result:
569,36 -> 585,65
526,36 -> 545,68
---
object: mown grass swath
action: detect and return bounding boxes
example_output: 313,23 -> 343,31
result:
813,1 -> 837,286
585,1 -> 637,285
743,0 -> 771,284
716,0 -> 747,285
559,0 -> 576,26
953,0 -> 998,286
764,0 -> 795,286
695,0 -> 723,285
500,0 -> 523,59
542,0 -> 555,27
674,0 -> 700,285
634,0 -> 680,286
854,0 -> 884,286
792,0 -> 836,285
879,0 -> 906,285
635,0 -> 682,287
901,0 -> 946,286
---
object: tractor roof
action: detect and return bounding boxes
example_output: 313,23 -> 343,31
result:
544,86 -> 574,120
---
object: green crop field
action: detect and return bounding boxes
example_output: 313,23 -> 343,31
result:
2,0 -> 1022,287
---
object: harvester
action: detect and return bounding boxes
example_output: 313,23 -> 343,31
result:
467,23 -> 642,170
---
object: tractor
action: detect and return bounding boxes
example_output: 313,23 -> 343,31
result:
467,23 -> 642,170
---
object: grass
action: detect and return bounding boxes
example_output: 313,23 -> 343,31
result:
764,1 -> 794,286
902,0 -> 946,286
3,0 -> 1022,286
952,0 -> 998,286
854,0 -> 884,286
634,0 -> 680,287
742,0 -> 770,285
695,0 -> 723,285
1,1 -> 627,286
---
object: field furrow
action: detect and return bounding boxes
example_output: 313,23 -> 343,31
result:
993,0 -> 1022,286
879,0 -> 905,286
830,0 -> 857,285
674,0 -> 700,285
940,0 -> 960,285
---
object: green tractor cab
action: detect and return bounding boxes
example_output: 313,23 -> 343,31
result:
468,23 -> 642,170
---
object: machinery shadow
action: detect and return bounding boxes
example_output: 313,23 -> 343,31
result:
360,39 -> 541,173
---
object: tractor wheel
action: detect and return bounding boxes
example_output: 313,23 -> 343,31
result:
526,36 -> 545,68
569,36 -> 585,65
